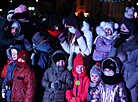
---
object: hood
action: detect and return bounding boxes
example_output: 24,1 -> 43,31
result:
81,21 -> 90,32
102,57 -> 121,74
0,16 -> 8,31
51,50 -> 67,71
8,20 -> 21,36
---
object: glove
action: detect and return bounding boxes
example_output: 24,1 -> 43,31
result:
75,29 -> 81,39
113,38 -> 125,48
12,40 -> 23,45
4,79 -> 13,90
51,81 -> 62,89
58,32 -> 65,44
2,89 -> 6,99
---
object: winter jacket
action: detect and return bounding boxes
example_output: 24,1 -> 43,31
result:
108,34 -> 138,102
11,64 -> 36,102
91,80 -> 128,102
1,59 -> 13,79
66,69 -> 90,102
93,25 -> 117,61
42,50 -> 73,102
61,21 -> 93,56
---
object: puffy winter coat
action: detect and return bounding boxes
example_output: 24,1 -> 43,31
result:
11,65 -> 36,102
66,69 -> 90,102
42,50 -> 73,102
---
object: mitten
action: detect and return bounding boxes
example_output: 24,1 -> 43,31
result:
51,82 -> 55,89
58,32 -> 65,44
1,89 -> 6,99
54,82 -> 62,89
4,79 -> 13,90
75,29 -> 81,39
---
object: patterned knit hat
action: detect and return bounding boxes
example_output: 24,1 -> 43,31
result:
73,53 -> 85,73
17,49 -> 30,64
90,62 -> 102,79
7,10 -> 14,20
66,11 -> 78,27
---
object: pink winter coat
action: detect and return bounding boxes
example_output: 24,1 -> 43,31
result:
66,69 -> 90,102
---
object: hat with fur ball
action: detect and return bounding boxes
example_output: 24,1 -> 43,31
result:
73,53 -> 85,74
32,32 -> 46,45
124,7 -> 135,19
100,21 -> 119,33
90,62 -> 102,79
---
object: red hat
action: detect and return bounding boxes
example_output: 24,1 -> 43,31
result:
17,49 -> 30,64
73,53 -> 85,72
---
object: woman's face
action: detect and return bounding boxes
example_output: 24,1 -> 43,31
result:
120,23 -> 129,32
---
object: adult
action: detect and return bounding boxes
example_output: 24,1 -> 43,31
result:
108,19 -> 138,102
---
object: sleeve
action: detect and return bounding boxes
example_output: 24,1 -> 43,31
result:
66,89 -> 74,101
119,82 -> 128,102
87,93 -> 92,102
41,70 -> 51,88
62,71 -> 73,90
77,31 -> 93,56
95,37 -> 111,52
1,64 -> 8,79
61,41 -> 71,54
24,69 -> 36,102
76,77 -> 90,102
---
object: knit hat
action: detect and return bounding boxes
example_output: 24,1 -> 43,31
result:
100,21 -> 119,33
66,11 -> 78,27
102,59 -> 116,73
49,14 -> 60,27
53,53 -> 65,63
73,53 -> 85,73
90,62 -> 102,79
7,10 -> 14,20
17,49 -> 30,64
11,22 -> 19,28
32,32 -> 46,45
124,7 -> 135,19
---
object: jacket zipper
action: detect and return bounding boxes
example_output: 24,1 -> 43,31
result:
76,74 -> 79,96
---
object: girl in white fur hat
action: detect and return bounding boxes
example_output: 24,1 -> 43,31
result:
93,21 -> 119,63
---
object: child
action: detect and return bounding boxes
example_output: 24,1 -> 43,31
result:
66,53 -> 90,102
1,44 -> 22,102
87,62 -> 101,102
91,57 -> 128,102
41,50 -> 73,102
10,49 -> 36,102
93,21 -> 119,63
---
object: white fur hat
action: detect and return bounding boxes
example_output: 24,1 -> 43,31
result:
124,7 -> 135,19
7,10 -> 14,20
100,21 -> 119,33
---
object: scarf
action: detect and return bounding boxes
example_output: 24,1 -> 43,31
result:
47,30 -> 62,36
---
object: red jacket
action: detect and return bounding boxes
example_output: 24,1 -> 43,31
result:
11,65 -> 36,102
66,69 -> 90,102
1,59 -> 13,78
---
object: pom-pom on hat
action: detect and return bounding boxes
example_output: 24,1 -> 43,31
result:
14,4 -> 27,14
73,53 -> 85,73
90,62 -> 102,79
66,11 -> 78,27
7,10 -> 14,20
32,32 -> 46,45
17,49 -> 30,64
100,21 -> 119,33
124,7 -> 135,19
49,14 -> 60,27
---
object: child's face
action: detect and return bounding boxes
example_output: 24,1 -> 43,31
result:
103,68 -> 114,76
11,27 -> 19,36
11,50 -> 18,60
56,60 -> 65,66
76,65 -> 84,74
90,73 -> 99,83
104,28 -> 112,36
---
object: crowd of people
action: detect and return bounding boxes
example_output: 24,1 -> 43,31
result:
0,4 -> 138,102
